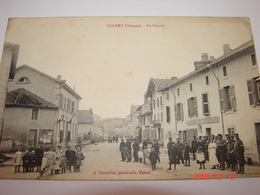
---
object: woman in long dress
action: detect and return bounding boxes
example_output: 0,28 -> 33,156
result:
208,137 -> 219,169
14,147 -> 23,173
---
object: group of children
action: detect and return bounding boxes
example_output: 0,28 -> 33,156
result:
14,146 -> 44,173
13,145 -> 85,176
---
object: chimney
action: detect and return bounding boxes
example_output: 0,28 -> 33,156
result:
223,44 -> 230,55
194,53 -> 211,70
57,75 -> 62,80
201,53 -> 209,61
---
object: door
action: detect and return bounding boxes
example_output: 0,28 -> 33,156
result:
206,128 -> 212,141
28,129 -> 37,148
255,123 -> 260,163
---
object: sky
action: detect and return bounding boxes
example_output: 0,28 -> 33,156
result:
4,17 -> 253,119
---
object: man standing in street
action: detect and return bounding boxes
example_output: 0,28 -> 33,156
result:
216,134 -> 227,170
167,138 -> 173,162
119,139 -> 126,161
176,138 -> 184,164
65,146 -> 76,173
126,139 -> 132,162
191,136 -> 197,161
233,133 -> 245,174
132,139 -> 139,162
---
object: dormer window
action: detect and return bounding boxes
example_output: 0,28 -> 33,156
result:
17,77 -> 31,84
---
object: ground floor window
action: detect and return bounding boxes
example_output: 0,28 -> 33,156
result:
39,129 -> 53,144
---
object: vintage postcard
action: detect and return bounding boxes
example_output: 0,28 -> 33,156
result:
0,16 -> 259,181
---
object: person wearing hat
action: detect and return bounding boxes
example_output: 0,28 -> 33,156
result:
233,133 -> 245,174
132,139 -> 139,162
119,139 -> 126,161
216,134 -> 227,170
176,138 -> 184,164
167,138 -> 173,162
191,136 -> 197,161
126,139 -> 132,162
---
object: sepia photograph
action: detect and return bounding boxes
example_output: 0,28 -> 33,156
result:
0,16 -> 260,182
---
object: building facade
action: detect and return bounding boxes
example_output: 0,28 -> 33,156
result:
0,42 -> 19,147
4,64 -> 81,149
77,109 -> 103,143
159,40 -> 260,163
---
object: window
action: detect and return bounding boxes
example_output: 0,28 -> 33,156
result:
175,103 -> 184,121
154,114 -> 156,121
251,54 -> 257,66
190,83 -> 193,92
187,97 -> 198,117
177,88 -> 180,96
18,77 -> 30,84
153,100 -> 156,109
205,76 -> 209,85
223,66 -> 227,77
202,93 -> 210,115
161,112 -> 163,122
160,96 -> 162,108
166,106 -> 171,122
166,93 -> 169,99
157,113 -> 160,122
71,101 -> 75,113
31,108 -> 39,120
247,77 -> 260,106
39,129 -> 53,144
59,130 -> 64,143
157,98 -> 159,108
219,85 -> 236,112
59,94 -> 64,108
67,99 -> 71,111
64,97 -> 67,109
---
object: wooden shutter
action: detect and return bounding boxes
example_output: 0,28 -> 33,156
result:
188,98 -> 191,117
194,97 -> 198,116
219,88 -> 225,112
230,85 -> 236,111
181,103 -> 184,121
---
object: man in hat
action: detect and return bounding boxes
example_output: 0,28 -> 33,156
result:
132,139 -> 139,162
176,138 -> 184,164
233,133 -> 245,174
126,139 -> 132,162
191,136 -> 197,161
119,139 -> 126,161
216,134 -> 227,170
167,138 -> 173,162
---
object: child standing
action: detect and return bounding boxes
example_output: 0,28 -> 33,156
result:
29,150 -> 37,172
149,147 -> 157,171
197,147 -> 206,169
60,153 -> 67,174
14,147 -> 23,173
143,146 -> 149,164
22,149 -> 30,173
138,147 -> 143,163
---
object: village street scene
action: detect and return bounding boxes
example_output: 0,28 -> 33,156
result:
0,17 -> 260,181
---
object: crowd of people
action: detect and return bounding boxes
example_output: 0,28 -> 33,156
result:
13,144 -> 85,176
119,133 -> 246,174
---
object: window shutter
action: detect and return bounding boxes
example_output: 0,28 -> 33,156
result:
181,103 -> 184,121
247,79 -> 255,105
219,88 -> 225,112
187,98 -> 191,117
194,97 -> 198,116
230,85 -> 236,111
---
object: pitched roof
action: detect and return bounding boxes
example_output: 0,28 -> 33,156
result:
16,64 -> 82,100
6,88 -> 58,109
78,110 -> 94,124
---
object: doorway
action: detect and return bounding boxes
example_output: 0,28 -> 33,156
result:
28,129 -> 37,148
